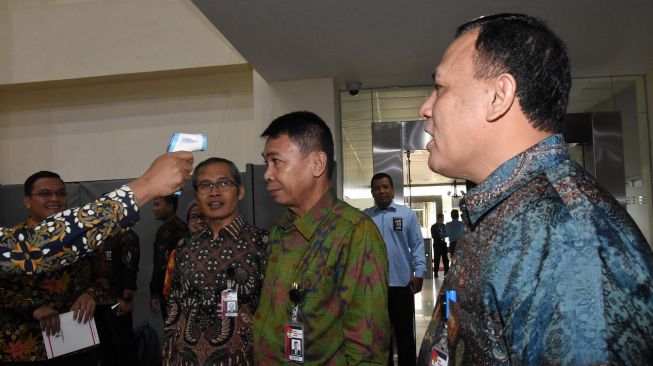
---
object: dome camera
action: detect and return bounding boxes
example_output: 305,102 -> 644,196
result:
346,81 -> 362,96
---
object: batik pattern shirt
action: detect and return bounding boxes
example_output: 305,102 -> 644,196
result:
95,228 -> 140,303
150,216 -> 188,299
0,219 -> 110,362
0,186 -> 139,276
163,216 -> 268,366
254,191 -> 390,365
417,134 -> 653,365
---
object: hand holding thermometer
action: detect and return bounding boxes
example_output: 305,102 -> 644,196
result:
167,133 -> 207,195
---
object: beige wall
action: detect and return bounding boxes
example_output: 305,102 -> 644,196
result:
253,71 -> 341,194
0,0 -> 341,186
0,70 -> 341,186
0,67 -> 256,184
0,0 -> 245,85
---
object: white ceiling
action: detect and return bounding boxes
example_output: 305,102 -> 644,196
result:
192,0 -> 653,90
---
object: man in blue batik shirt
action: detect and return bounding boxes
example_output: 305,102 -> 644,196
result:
365,172 -> 426,366
417,13 -> 653,365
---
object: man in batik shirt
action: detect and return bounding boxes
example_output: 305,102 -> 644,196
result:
0,152 -> 193,276
0,171 -> 109,363
149,195 -> 188,319
255,111 -> 390,364
95,228 -> 140,366
417,14 -> 653,365
164,157 -> 267,365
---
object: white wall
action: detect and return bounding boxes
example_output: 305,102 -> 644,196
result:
0,0 -> 245,85
0,67 -> 255,184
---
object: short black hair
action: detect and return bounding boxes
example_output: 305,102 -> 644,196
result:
261,111 -> 335,179
24,171 -> 63,196
162,195 -> 179,212
192,157 -> 242,191
370,172 -> 394,188
456,13 -> 571,132
451,209 -> 460,220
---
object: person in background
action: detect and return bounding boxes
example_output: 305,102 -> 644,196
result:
0,151 -> 194,276
149,195 -> 188,320
163,157 -> 267,365
0,171 -> 109,364
94,228 -> 141,366
364,172 -> 426,366
417,13 -> 653,365
254,111 -> 390,364
162,200 -> 207,301
444,209 -> 465,256
430,213 -> 448,277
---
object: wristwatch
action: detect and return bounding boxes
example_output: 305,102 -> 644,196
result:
28,297 -> 46,314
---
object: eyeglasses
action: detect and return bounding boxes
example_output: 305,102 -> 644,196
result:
31,190 -> 67,199
188,214 -> 207,223
197,180 -> 239,195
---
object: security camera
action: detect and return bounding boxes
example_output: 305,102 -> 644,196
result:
346,81 -> 362,96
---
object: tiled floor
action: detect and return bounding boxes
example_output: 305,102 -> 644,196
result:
388,271 -> 444,365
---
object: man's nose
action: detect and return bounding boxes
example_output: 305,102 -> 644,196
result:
419,91 -> 436,119
263,166 -> 273,181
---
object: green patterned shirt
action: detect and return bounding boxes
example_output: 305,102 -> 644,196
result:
254,191 -> 390,365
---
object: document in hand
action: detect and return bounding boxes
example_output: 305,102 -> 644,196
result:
41,311 -> 100,359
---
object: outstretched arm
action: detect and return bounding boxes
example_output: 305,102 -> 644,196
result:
0,152 -> 193,276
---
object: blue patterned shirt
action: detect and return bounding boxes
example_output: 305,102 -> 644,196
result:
418,134 -> 653,365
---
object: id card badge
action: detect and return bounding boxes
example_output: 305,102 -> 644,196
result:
285,323 -> 304,363
431,345 -> 448,366
393,217 -> 403,231
221,290 -> 238,318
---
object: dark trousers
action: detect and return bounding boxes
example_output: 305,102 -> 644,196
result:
95,304 -> 138,366
388,285 -> 416,366
13,348 -> 98,365
449,240 -> 458,255
433,244 -> 449,275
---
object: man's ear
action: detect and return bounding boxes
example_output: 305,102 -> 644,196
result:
238,185 -> 245,201
23,196 -> 31,210
312,151 -> 328,178
486,73 -> 516,122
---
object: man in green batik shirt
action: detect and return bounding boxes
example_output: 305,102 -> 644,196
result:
254,111 -> 391,364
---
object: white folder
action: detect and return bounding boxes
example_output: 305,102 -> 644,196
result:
41,311 -> 100,359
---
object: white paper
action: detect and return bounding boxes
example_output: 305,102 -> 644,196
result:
41,311 -> 100,359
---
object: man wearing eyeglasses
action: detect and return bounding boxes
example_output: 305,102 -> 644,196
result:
0,171 -> 109,364
0,151 -> 194,277
163,157 -> 267,365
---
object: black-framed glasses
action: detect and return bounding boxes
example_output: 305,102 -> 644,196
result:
31,190 -> 67,199
188,214 -> 207,223
197,180 -> 239,195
